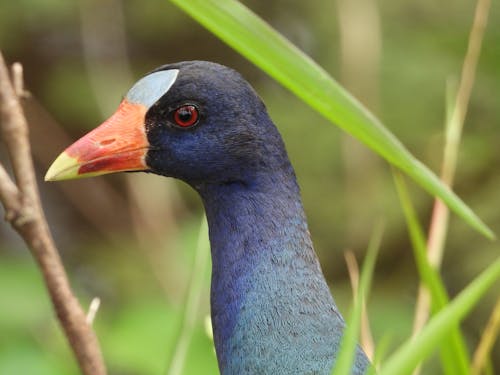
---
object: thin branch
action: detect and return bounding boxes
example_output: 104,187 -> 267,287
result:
0,51 -> 107,375
0,163 -> 21,213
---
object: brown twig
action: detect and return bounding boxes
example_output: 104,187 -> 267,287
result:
0,51 -> 107,375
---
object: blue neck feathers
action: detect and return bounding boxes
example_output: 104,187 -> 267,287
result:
198,160 -> 369,374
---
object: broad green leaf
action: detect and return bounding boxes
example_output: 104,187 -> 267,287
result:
380,256 -> 500,375
393,171 -> 470,375
169,0 -> 494,239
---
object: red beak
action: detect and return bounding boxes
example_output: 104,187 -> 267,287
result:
45,100 -> 150,181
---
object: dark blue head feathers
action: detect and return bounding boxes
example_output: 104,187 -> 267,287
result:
144,61 -> 288,190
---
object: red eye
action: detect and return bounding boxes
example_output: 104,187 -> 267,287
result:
173,105 -> 199,128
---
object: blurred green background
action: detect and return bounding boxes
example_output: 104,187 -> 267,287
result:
1,0 -> 499,374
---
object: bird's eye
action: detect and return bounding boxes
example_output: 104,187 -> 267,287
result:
173,105 -> 199,128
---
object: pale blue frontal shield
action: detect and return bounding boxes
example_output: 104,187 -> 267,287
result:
125,69 -> 179,108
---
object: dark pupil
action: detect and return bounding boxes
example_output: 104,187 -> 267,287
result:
178,107 -> 192,122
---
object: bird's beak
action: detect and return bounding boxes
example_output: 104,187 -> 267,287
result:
45,100 -> 150,181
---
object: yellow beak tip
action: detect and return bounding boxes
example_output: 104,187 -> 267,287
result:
44,152 -> 80,182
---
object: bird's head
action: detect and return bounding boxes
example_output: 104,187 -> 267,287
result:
45,61 -> 284,187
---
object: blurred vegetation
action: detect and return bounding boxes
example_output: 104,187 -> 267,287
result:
0,0 -> 499,374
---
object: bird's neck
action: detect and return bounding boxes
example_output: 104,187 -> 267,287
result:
197,166 -> 342,374
199,165 -> 313,277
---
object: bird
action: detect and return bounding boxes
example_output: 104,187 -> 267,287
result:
45,61 -> 370,375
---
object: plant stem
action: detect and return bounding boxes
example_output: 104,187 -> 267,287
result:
411,1 -> 492,373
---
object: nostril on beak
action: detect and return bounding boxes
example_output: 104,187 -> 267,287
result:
99,139 -> 116,146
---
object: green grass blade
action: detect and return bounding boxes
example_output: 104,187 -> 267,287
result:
393,171 -> 470,375
331,222 -> 383,375
168,0 -> 494,239
166,216 -> 210,375
471,296 -> 500,375
379,256 -> 500,375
